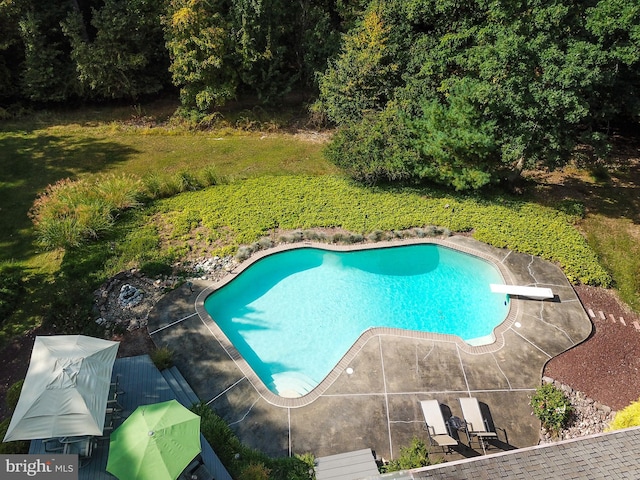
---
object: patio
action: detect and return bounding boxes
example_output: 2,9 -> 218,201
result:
147,236 -> 593,462
28,355 -> 232,480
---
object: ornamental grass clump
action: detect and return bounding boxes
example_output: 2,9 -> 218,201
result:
530,383 -> 573,435
30,174 -> 142,249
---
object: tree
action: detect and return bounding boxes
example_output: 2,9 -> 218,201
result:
410,79 -> 498,190
0,0 -> 23,104
62,0 -> 169,100
164,0 -> 238,111
317,6 -> 402,123
585,0 -> 640,123
230,0 -> 294,101
320,0 -> 640,189
18,2 -> 79,102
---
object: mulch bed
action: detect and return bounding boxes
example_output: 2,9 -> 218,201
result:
544,285 -> 640,411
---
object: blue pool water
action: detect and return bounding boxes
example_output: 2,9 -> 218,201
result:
204,244 -> 509,397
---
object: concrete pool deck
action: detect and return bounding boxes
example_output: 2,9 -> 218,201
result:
147,236 -> 592,462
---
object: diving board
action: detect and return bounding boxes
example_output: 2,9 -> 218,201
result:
490,284 -> 554,300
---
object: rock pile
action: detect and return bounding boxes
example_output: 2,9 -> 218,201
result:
118,284 -> 144,308
190,255 -> 236,278
539,377 -> 616,444
94,270 -> 170,333
93,256 -> 236,333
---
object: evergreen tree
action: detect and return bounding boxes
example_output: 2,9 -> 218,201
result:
62,0 -> 170,100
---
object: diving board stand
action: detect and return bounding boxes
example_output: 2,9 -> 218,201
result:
490,284 -> 554,300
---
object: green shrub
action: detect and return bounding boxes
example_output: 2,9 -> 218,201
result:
140,261 -> 173,278
331,232 -> 347,243
382,437 -> 440,472
530,383 -> 573,434
30,174 -> 142,249
324,110 -> 419,185
136,175 -> 609,286
141,166 -> 221,201
240,463 -> 271,480
367,230 -> 387,242
6,379 -> 24,412
192,403 -> 313,480
95,174 -> 142,210
141,173 -> 164,199
235,246 -> 253,262
346,233 -> 364,244
151,346 -> 174,370
608,398 -> 640,431
0,419 -> 29,454
257,238 -> 274,249
302,230 -> 327,242
175,171 -> 201,192
197,166 -> 220,188
267,455 -> 315,480
0,264 -> 25,323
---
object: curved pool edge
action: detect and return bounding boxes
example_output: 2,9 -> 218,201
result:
194,237 -> 522,409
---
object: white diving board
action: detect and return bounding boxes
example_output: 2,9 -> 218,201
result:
490,284 -> 554,300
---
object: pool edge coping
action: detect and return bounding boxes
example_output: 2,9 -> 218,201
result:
194,237 -> 527,408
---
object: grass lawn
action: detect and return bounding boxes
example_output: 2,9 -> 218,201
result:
0,103 -> 335,346
0,123 -> 333,262
0,101 -> 638,349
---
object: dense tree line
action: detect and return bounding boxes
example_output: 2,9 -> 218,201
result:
0,0 -> 366,106
1,0 -> 638,190
318,0 -> 640,189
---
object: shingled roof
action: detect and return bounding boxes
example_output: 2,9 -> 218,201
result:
383,427 -> 640,480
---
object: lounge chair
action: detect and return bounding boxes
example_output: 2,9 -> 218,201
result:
458,397 -> 497,454
419,400 -> 458,453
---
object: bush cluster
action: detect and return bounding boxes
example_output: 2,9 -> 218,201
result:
30,167 -> 223,251
156,175 -> 610,286
141,167 -> 221,200
191,403 -> 314,480
0,380 -> 29,454
608,398 -> 640,431
151,346 -> 174,370
30,174 -> 141,249
0,264 -> 25,323
530,383 -> 573,434
381,437 -> 440,472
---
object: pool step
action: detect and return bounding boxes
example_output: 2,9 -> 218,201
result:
270,372 -> 317,398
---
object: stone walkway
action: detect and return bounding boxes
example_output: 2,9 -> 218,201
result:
147,236 -> 592,462
588,308 -> 640,332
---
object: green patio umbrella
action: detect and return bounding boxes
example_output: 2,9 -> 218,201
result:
107,400 -> 201,480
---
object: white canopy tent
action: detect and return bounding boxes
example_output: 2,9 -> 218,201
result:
3,335 -> 119,442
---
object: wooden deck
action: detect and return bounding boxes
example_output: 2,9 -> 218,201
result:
29,355 -> 232,480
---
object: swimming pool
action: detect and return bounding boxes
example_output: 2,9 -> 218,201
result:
204,244 -> 509,397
